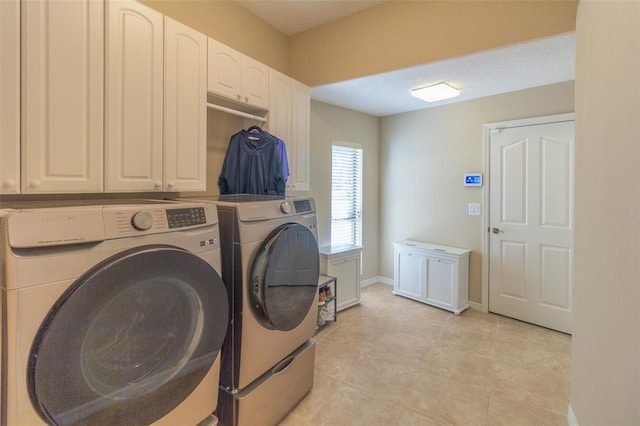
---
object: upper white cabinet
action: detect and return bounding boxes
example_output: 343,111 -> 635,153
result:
22,0 -> 104,193
0,0 -> 20,194
105,0 -> 164,192
269,70 -> 310,192
208,39 -> 269,110
290,80 -> 310,191
207,39 -> 241,102
164,17 -> 207,192
268,69 -> 291,141
242,55 -> 269,110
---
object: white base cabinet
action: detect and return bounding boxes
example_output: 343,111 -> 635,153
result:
320,244 -> 362,311
393,240 -> 470,315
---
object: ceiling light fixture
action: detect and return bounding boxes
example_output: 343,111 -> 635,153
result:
411,82 -> 461,102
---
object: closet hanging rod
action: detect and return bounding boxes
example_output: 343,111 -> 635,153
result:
206,102 -> 267,123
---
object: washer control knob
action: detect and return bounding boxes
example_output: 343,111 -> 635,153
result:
131,211 -> 153,231
280,201 -> 291,214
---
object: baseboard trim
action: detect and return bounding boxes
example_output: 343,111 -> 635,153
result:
567,404 -> 579,426
469,301 -> 483,311
361,276 -> 393,287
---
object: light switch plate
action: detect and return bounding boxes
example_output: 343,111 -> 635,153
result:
468,203 -> 481,216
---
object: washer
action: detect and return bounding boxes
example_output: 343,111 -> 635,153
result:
0,200 -> 228,426
175,195 -> 319,426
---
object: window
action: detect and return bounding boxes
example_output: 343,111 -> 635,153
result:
331,143 -> 363,246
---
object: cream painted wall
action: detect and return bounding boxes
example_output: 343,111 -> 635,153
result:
290,0 -> 578,86
570,0 -> 640,424
141,0 -> 290,74
379,81 -> 574,304
145,0 -> 577,87
306,101 -> 380,281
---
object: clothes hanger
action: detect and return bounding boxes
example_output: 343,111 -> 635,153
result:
247,125 -> 263,132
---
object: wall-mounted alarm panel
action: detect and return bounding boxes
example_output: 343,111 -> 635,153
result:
464,173 -> 483,187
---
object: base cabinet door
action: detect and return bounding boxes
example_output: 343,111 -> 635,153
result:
395,250 -> 426,300
393,240 -> 470,315
426,257 -> 455,309
320,245 -> 362,311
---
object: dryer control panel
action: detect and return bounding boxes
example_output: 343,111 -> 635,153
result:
293,199 -> 312,213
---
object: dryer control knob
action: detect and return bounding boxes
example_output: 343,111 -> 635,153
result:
280,201 -> 291,214
131,211 -> 153,231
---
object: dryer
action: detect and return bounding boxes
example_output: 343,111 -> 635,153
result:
0,200 -> 229,426
176,195 -> 319,426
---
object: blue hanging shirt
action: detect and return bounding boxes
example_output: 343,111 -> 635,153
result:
218,130 -> 286,195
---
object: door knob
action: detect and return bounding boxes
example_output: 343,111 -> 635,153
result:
491,227 -> 503,234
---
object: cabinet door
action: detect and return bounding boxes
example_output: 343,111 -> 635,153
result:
426,257 -> 455,308
289,80 -> 310,191
331,255 -> 361,311
105,0 -> 163,192
207,39 -> 242,102
242,56 -> 269,109
22,0 -> 103,193
396,251 -> 426,300
164,17 -> 207,192
268,69 -> 291,142
0,0 -> 19,194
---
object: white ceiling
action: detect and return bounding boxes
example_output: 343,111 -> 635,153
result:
311,33 -> 576,116
234,1 -> 575,117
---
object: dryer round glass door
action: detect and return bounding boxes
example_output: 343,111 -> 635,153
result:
27,245 -> 229,426
250,223 -> 319,331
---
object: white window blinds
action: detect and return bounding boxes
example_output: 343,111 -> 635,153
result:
331,144 -> 363,246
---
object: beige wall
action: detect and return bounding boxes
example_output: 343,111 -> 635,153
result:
142,0 -> 290,74
307,101 -> 380,281
570,0 -> 640,424
290,0 -> 578,86
144,0 -> 577,88
379,81 -> 574,303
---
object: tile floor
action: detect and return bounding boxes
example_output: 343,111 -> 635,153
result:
279,283 -> 571,426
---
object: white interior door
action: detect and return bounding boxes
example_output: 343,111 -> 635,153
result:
489,119 -> 574,334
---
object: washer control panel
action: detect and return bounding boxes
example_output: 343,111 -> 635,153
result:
3,201 -> 218,248
106,203 -> 216,237
166,207 -> 207,229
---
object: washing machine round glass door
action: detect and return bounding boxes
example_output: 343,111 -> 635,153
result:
250,223 -> 319,331
27,245 -> 229,426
